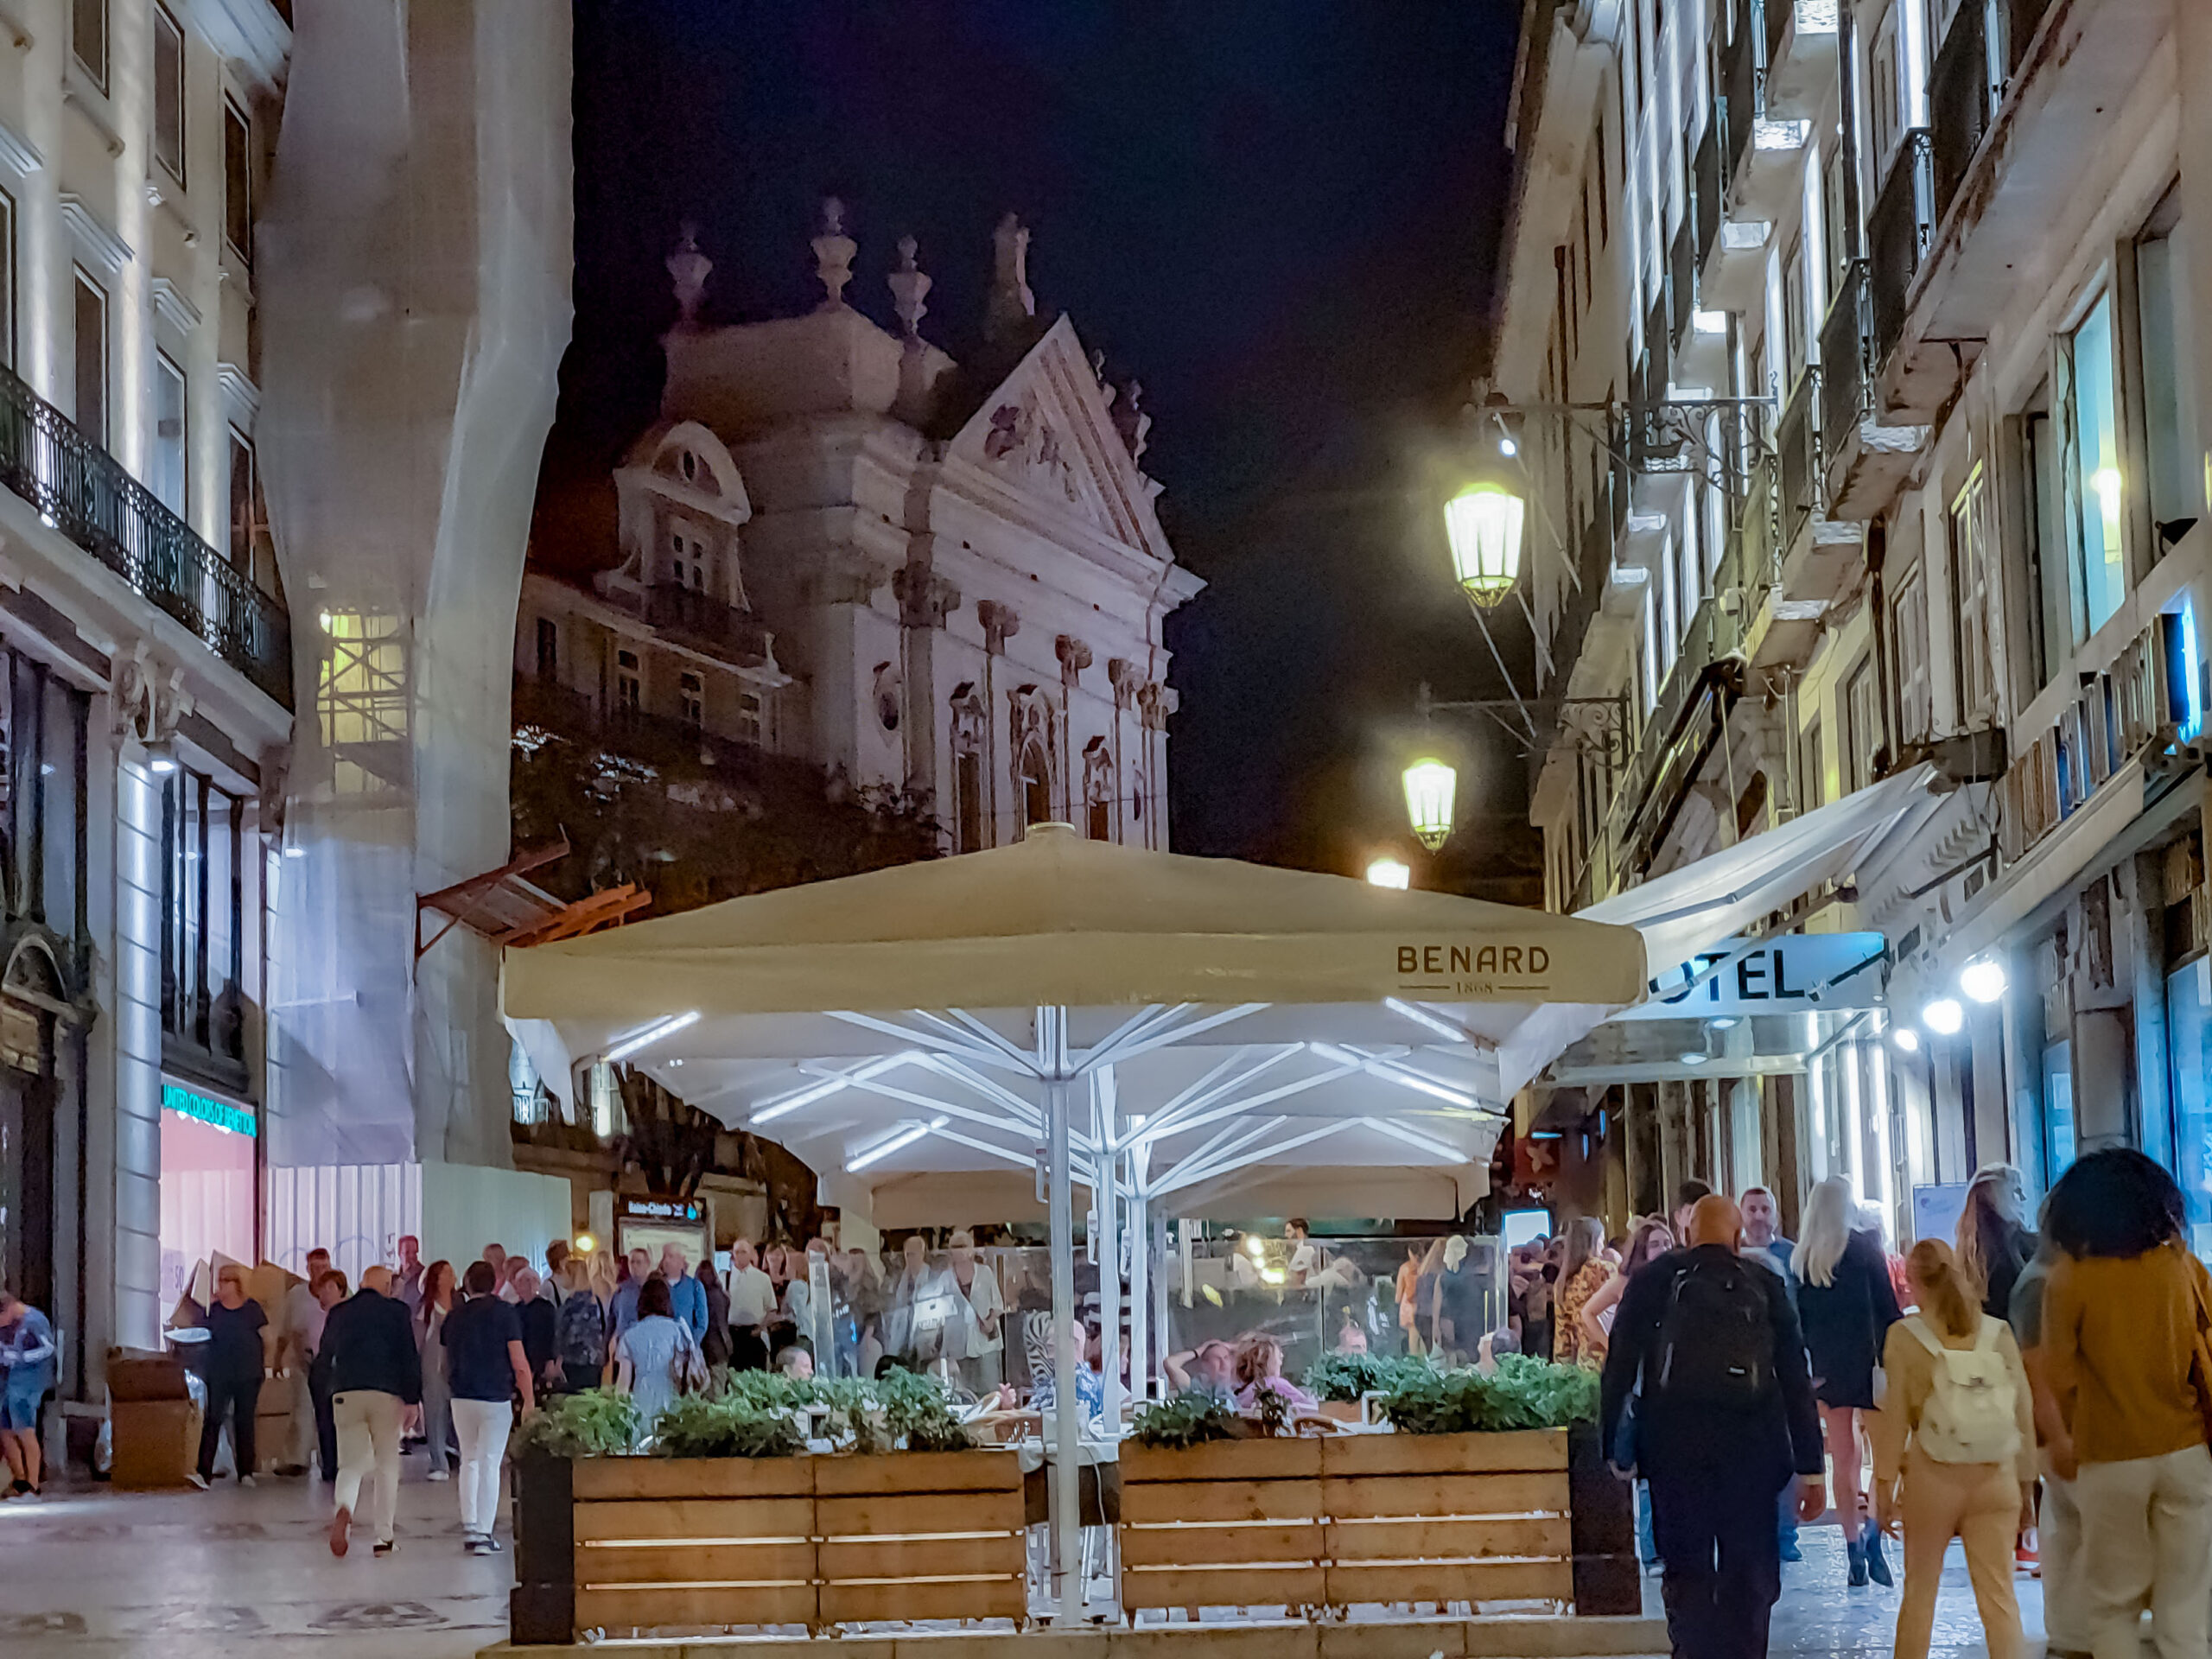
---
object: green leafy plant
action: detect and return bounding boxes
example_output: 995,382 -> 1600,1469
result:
650,1391 -> 806,1459
1378,1356 -> 1600,1435
1301,1351 -> 1432,1403
514,1388 -> 640,1459
1130,1389 -> 1242,1450
874,1368 -> 974,1452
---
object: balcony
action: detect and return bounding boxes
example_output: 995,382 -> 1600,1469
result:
1875,0 -> 2167,421
0,363 -> 292,709
1868,130 -> 1935,370
641,582 -> 775,666
1820,261 -> 1929,520
1777,368 -> 1821,555
1715,0 -> 1760,192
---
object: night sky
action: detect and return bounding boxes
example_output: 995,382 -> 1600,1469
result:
544,0 -> 1540,899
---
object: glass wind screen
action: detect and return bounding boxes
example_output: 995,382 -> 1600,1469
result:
2169,957 -> 2212,1256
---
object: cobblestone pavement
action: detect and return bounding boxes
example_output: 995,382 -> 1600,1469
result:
1764,1520 -> 2047,1659
0,1464 -> 506,1657
0,1468 -> 2045,1656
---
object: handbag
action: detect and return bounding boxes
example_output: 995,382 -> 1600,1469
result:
670,1321 -> 711,1397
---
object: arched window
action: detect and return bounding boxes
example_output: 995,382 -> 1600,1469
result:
1021,740 -> 1052,828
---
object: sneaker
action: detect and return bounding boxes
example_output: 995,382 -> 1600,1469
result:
238,1474 -> 257,1489
480,1535 -> 504,1552
464,1536 -> 492,1555
372,1540 -> 397,1556
426,1468 -> 450,1482
328,1504 -> 352,1558
187,1471 -> 209,1491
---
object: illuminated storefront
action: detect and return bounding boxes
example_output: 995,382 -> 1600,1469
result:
157,1082 -> 257,1310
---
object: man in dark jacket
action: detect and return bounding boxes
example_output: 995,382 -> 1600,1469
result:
1601,1196 -> 1824,1659
321,1265 -> 423,1558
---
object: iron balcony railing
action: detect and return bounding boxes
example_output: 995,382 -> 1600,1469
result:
642,582 -> 774,664
1818,260 -> 1875,476
1868,129 -> 1935,365
0,362 -> 292,708
1778,366 -> 1822,551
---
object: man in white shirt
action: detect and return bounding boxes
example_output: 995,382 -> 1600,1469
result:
280,1248 -> 332,1476
726,1239 -> 776,1331
1287,1219 -> 1320,1287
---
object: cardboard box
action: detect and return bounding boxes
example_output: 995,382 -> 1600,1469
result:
111,1398 -> 200,1489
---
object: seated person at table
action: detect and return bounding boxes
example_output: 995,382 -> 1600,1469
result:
1024,1316 -> 1106,1433
1233,1335 -> 1318,1414
1165,1338 -> 1237,1401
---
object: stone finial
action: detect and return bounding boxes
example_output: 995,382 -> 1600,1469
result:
1111,378 -> 1150,463
977,599 -> 1020,655
986,212 -> 1035,340
887,235 -> 932,340
667,222 -> 712,326
812,197 -> 857,312
1055,634 -> 1094,683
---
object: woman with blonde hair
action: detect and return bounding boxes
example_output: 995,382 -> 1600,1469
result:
586,1249 -> 619,1310
1794,1174 -> 1904,1586
1872,1239 -> 2033,1659
1955,1164 -> 2035,1322
1553,1217 -> 1613,1368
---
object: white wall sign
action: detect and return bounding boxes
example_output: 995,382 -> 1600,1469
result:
1618,931 -> 1887,1019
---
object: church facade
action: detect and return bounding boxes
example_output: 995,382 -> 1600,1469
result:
518,207 -> 1201,859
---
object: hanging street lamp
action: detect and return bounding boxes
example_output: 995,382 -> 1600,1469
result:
1402,757 -> 1457,849
1443,480 -> 1526,608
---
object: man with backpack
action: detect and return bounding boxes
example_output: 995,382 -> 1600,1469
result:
1602,1194 -> 1825,1659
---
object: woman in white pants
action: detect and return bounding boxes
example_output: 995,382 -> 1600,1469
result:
439,1261 -> 535,1553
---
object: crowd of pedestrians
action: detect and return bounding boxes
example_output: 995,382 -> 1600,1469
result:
1593,1150 -> 2212,1659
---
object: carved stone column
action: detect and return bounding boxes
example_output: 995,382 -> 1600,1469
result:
977,601 -> 1020,846
1054,635 -> 1091,825
893,559 -> 961,805
1108,658 -> 1139,843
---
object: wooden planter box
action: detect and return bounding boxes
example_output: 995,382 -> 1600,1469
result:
545,1453 -> 818,1636
514,1448 -> 1025,1643
1119,1435 -> 1326,1614
816,1448 -> 1027,1627
1319,1427 -> 1571,1611
1112,1425 -> 1638,1622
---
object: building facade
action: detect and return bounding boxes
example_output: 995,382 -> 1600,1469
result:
1497,0 -> 2212,1242
516,210 -> 1201,866
0,0 -> 295,1392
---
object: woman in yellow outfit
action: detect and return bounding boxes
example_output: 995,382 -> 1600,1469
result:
1872,1238 -> 2037,1659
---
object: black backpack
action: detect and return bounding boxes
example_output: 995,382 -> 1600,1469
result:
1656,1255 -> 1775,1410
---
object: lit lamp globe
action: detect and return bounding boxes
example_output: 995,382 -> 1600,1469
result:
1444,480 -> 1526,609
1402,757 -> 1457,851
1365,855 -> 1412,890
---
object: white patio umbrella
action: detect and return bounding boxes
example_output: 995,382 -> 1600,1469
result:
501,823 -> 1646,1622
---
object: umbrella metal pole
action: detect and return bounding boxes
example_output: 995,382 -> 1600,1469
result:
1039,1005 -> 1081,1625
1127,1170 -> 1149,1405
1096,1072 -> 1122,1433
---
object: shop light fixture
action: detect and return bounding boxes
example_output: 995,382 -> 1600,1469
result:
574,1231 -> 597,1255
1891,1027 -> 1921,1054
603,1009 -> 700,1066
1959,958 -> 2007,1004
143,736 -> 180,775
845,1116 -> 946,1173
1707,1016 -> 1740,1031
1921,997 -> 1965,1036
1365,855 -> 1412,890
1677,1050 -> 1708,1065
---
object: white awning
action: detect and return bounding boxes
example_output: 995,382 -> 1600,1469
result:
1501,766 -> 1942,1092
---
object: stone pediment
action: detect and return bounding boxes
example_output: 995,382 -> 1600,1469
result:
947,316 -> 1164,557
